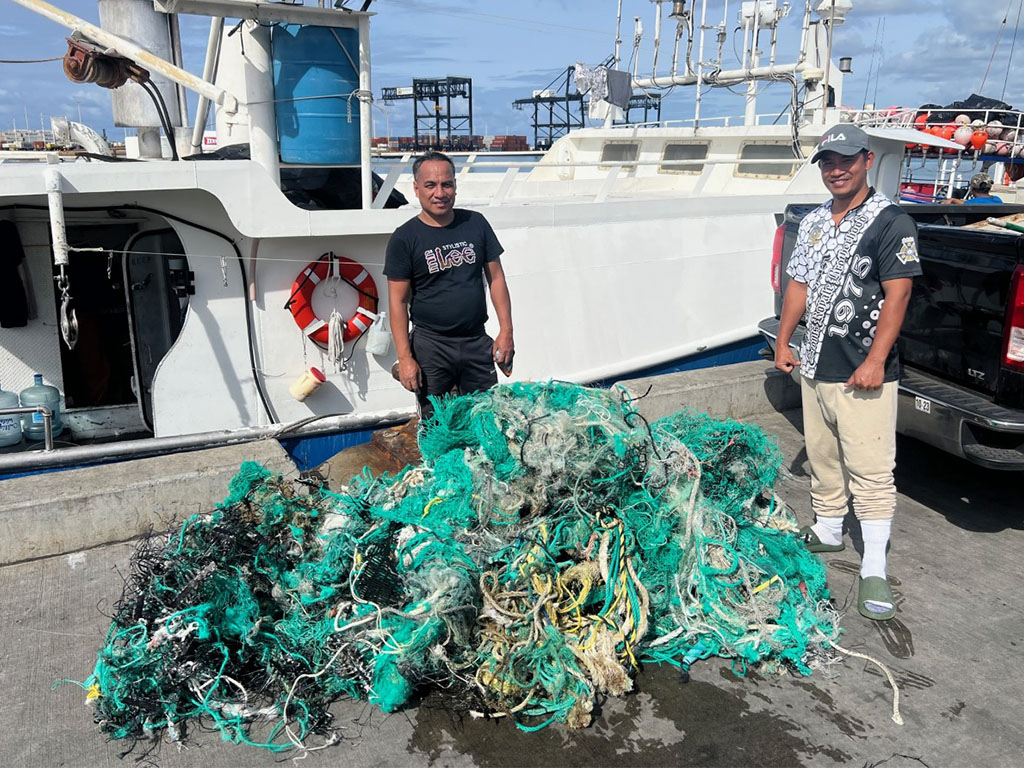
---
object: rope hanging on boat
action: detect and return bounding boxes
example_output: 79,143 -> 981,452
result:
327,309 -> 345,370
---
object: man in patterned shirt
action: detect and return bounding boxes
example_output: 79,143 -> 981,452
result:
774,124 -> 922,621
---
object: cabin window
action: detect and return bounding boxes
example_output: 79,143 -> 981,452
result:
600,142 -> 640,168
660,142 -> 710,174
736,142 -> 802,178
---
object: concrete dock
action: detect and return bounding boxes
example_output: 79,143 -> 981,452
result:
1,362 -> 1020,766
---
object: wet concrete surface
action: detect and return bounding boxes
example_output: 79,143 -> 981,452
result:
1,407 -> 1020,767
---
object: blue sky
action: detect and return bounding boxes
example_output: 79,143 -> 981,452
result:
2,0 -> 1024,141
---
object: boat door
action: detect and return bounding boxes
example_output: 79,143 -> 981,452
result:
122,229 -> 193,428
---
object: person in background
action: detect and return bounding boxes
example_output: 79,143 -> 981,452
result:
385,151 -> 514,420
774,124 -> 922,622
942,173 -> 1004,204
965,173 -> 1004,203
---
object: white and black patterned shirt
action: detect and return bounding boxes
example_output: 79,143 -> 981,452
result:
787,189 -> 922,382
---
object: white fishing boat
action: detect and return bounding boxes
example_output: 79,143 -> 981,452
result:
0,0 -> 961,475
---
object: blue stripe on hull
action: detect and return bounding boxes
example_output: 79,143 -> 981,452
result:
279,427 -> 378,473
587,336 -> 764,388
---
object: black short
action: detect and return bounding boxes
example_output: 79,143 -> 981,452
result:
411,327 -> 497,417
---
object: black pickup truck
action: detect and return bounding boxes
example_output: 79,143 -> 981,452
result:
758,203 -> 1024,470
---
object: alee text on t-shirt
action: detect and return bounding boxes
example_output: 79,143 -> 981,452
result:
425,241 -> 476,274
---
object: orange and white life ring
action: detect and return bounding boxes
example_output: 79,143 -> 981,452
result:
286,252 -> 378,348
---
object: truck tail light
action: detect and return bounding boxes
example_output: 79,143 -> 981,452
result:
1004,265 -> 1024,373
770,224 -> 786,294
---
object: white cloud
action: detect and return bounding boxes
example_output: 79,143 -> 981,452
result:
853,0 -> 934,14
0,24 -> 26,36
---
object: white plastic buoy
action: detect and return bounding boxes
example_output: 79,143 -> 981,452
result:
953,125 -> 974,147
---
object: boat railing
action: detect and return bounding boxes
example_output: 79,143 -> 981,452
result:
371,154 -> 811,208
605,113 -> 796,130
849,106 -> 1024,130
0,405 -> 55,451
2,148 -> 809,209
849,106 -> 1024,164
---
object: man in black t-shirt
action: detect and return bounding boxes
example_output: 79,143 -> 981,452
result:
775,124 -> 922,622
384,151 -> 514,419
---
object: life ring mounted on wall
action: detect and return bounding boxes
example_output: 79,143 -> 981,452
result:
285,252 -> 379,348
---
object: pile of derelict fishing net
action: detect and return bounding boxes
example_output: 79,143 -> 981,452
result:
74,381 -> 839,754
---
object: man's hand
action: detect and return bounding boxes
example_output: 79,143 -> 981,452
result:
493,328 -> 515,374
774,345 -> 800,373
397,356 -> 422,392
845,359 -> 884,390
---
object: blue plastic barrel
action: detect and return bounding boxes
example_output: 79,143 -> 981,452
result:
19,373 -> 64,441
273,24 -> 361,165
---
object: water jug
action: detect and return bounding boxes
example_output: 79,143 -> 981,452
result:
0,381 -> 21,447
366,311 -> 392,356
19,373 -> 64,441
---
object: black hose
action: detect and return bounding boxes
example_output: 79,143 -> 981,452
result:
144,80 -> 178,160
139,79 -> 179,161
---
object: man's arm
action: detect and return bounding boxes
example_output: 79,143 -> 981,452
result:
774,279 -> 808,373
845,277 -> 913,390
484,258 -> 514,371
387,278 -> 421,392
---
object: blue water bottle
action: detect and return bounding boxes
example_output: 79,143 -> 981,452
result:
19,373 -> 64,441
0,381 -> 22,447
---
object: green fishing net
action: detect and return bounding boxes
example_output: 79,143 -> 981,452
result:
72,381 -> 838,754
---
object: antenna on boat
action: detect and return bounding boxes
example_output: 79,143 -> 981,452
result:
1000,0 -> 1024,100
813,0 -> 852,122
632,16 -> 644,80
651,1 -> 662,79
980,0 -> 1013,94
613,0 -> 623,71
668,1 -> 692,81
861,16 -> 881,109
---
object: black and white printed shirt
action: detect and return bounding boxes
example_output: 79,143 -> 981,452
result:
787,189 -> 922,382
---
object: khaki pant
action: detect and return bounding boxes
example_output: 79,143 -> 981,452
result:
800,378 -> 898,522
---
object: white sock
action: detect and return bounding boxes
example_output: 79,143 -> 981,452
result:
860,518 -> 892,582
811,515 -> 844,546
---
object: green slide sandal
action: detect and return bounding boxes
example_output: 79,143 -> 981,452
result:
799,525 -> 845,553
858,576 -> 896,621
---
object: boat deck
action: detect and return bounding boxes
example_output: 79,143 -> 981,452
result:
1,402 -> 1020,766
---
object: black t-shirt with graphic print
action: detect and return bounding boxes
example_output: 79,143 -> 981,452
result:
786,190 -> 922,383
384,209 -> 503,336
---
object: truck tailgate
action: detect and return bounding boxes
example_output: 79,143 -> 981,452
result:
901,224 -> 1022,404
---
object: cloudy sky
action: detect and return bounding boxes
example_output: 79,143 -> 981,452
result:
2,0 -> 1024,140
